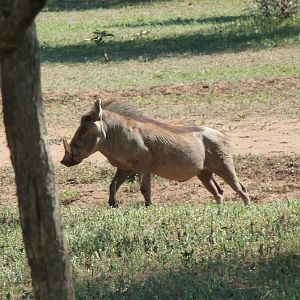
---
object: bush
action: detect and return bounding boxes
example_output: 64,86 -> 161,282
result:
254,0 -> 298,18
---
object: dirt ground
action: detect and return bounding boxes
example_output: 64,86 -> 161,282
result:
0,78 -> 299,207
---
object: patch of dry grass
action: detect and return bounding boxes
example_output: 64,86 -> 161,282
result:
40,76 -> 300,130
1,154 -> 299,208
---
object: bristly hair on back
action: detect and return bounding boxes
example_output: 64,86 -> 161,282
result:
102,99 -> 147,121
101,100 -> 200,133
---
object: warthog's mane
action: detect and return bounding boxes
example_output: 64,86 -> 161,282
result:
102,100 -> 200,134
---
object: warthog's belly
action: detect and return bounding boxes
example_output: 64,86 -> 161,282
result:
153,168 -> 198,182
149,135 -> 205,181
151,154 -> 203,182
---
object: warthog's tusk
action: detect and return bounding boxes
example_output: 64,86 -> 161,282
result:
63,138 -> 72,156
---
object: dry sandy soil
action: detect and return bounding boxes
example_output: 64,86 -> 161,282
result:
0,77 -> 299,207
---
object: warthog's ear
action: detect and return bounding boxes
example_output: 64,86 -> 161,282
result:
93,99 -> 106,138
92,99 -> 103,121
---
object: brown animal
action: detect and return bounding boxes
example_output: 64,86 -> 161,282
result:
61,99 -> 250,207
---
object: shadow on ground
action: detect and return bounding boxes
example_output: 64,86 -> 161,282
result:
109,14 -> 251,28
41,17 -> 300,63
44,0 -> 171,11
75,253 -> 300,299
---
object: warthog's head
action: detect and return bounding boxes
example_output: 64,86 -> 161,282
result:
61,99 -> 106,167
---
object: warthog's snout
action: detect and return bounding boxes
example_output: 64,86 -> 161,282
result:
60,157 -> 80,167
61,138 -> 81,167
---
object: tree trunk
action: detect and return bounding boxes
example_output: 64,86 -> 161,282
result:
1,21 -> 74,300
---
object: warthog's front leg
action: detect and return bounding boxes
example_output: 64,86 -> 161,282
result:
140,172 -> 151,207
109,168 -> 135,207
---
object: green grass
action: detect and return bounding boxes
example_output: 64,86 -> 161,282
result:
36,0 -> 300,90
40,48 -> 300,90
1,200 -> 299,299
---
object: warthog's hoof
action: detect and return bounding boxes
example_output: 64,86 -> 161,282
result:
244,200 -> 251,206
216,195 -> 223,204
109,201 -> 119,208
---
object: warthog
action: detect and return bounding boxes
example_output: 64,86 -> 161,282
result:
61,99 -> 250,207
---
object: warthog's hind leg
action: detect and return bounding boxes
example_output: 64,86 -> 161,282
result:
234,180 -> 250,206
227,179 -> 250,206
109,168 -> 135,207
215,167 -> 250,206
198,170 -> 223,204
213,178 -> 224,196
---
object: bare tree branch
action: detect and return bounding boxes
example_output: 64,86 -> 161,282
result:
0,0 -> 47,61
